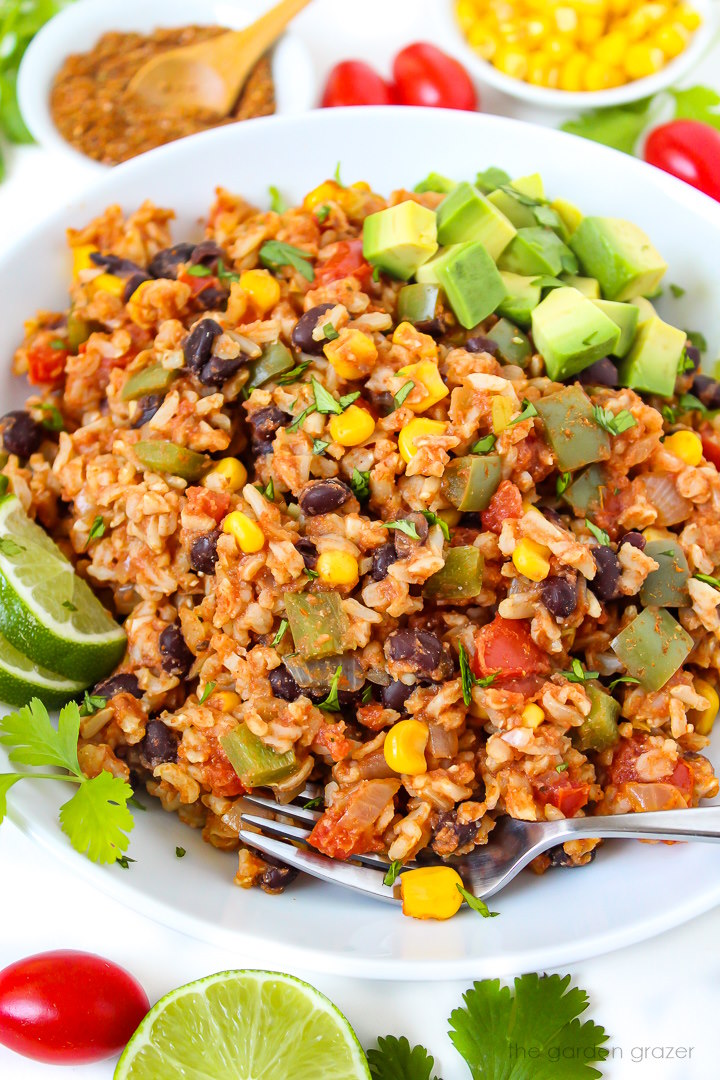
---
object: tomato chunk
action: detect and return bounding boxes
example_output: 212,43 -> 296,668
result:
473,616 -> 550,679
314,239 -> 372,287
606,735 -> 694,801
533,771 -> 590,818
481,480 -> 522,534
308,778 -> 400,859
27,341 -> 68,386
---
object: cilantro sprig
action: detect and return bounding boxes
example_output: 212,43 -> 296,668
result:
560,658 -> 599,684
383,520 -> 420,540
459,643 -> 496,706
318,665 -> 342,712
0,698 -> 134,864
585,518 -> 610,547
259,241 -> 315,282
592,405 -> 637,437
420,510 -> 450,542
368,1036 -> 439,1080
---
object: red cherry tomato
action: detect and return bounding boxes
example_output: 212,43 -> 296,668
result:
314,239 -> 372,287
644,120 -> 720,202
0,950 -> 149,1064
392,43 -> 477,111
321,60 -> 395,107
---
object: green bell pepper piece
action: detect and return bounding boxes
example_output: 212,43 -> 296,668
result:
284,591 -> 350,660
67,312 -> 93,352
486,318 -> 531,368
397,283 -> 442,331
135,441 -> 209,481
573,683 -> 620,753
220,724 -> 297,788
247,341 -> 295,388
639,540 -> 690,609
441,454 -> 502,512
562,463 -> 609,515
122,364 -> 177,401
424,546 -> 484,601
611,607 -> 693,692
535,385 -> 610,472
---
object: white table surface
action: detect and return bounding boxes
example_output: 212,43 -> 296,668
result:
2,2 -> 720,1077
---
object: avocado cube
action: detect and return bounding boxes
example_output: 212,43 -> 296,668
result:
630,296 -> 657,324
616,315 -> 686,397
511,173 -> 545,200
363,201 -> 438,280
592,299 -> 639,359
417,242 -> 506,329
573,683 -> 620,753
436,182 -> 516,259
562,463 -> 610,514
441,454 -> 502,511
498,227 -> 577,278
611,607 -> 693,692
562,275 -> 601,299
485,318 -> 531,368
497,272 -> 541,328
487,188 -> 537,229
569,217 -> 668,301
475,166 -> 511,194
535,385 -> 610,471
551,197 -> 583,236
531,286 -> 621,381
414,172 -> 456,195
639,540 -> 690,608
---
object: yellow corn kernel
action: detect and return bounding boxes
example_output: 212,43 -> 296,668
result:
384,719 -> 429,775
663,430 -> 703,467
522,500 -> 541,515
594,30 -> 627,66
553,5 -> 580,34
438,508 -> 462,527
239,269 -> 281,315
546,36 -> 574,62
316,549 -> 360,587
526,16 -> 549,42
558,55 -> 586,91
526,54 -> 552,86
624,42 -> 665,78
578,15 -> 607,44
392,321 -> 438,360
691,678 -> 718,736
325,328 -> 378,380
491,396 -> 515,433
72,244 -> 98,280
642,526 -> 672,543
90,272 -> 125,298
468,26 -> 498,60
583,60 -> 616,90
674,4 -> 701,31
398,418 -> 448,464
397,360 -> 449,413
494,47 -> 528,80
400,866 -> 464,920
328,405 -> 376,447
512,537 -> 552,582
208,690 -> 241,713
654,22 -> 689,58
203,457 -> 248,492
223,511 -> 265,554
522,702 -> 545,728
303,180 -> 343,212
456,0 -> 479,32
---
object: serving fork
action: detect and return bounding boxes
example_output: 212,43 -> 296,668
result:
240,790 -> 720,904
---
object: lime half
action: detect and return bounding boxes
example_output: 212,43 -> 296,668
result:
114,970 -> 371,1080
0,495 -> 125,685
0,628 -> 86,708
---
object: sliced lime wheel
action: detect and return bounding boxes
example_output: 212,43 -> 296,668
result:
0,495 -> 126,685
0,628 -> 86,708
114,970 -> 371,1080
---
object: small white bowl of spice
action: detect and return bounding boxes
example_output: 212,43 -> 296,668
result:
18,0 -> 316,168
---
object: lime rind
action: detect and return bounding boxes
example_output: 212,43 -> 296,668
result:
114,969 -> 371,1080
0,629 -> 86,709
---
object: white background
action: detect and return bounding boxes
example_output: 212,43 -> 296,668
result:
2,1 -> 720,1077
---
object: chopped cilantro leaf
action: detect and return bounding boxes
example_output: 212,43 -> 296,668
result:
608,675 -> 640,690
361,684 -> 373,704
384,520 -> 420,540
315,204 -> 331,223
394,380 -> 415,409
509,399 -> 538,426
318,665 -> 342,712
259,240 -> 315,282
685,329 -> 708,354
457,884 -> 499,918
556,471 -> 571,496
312,438 -> 330,456
670,284 -> 686,298
592,404 -> 637,436
694,572 -> 720,589
367,1035 -> 439,1080
383,860 -> 403,888
323,322 -> 340,342
272,619 -> 289,647
85,515 -> 105,548
303,795 -> 324,810
38,403 -> 64,431
350,468 -> 371,501
471,433 -> 497,454
268,185 -> 287,214
198,682 -> 216,705
276,360 -> 311,385
561,657 -> 599,683
176,846 -> 186,858
186,264 -> 212,277
420,510 -> 450,542
585,518 -> 610,546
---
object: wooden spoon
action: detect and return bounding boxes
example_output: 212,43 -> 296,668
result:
126,0 -> 312,117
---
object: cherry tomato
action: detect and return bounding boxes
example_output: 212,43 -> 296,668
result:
314,239 -> 372,287
322,61 -> 394,107
392,43 -> 477,111
26,340 -> 68,386
472,616 -> 551,679
0,950 -> 149,1064
644,120 -> 720,202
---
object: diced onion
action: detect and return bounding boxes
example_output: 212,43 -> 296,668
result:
283,654 -> 364,692
624,782 -> 687,812
643,473 -> 692,526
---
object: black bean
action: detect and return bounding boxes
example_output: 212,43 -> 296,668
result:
432,810 -> 483,850
541,506 -> 566,529
691,373 -> 720,409
685,344 -> 701,371
195,286 -> 230,312
620,530 -> 645,551
159,623 -> 194,677
368,389 -> 396,417
93,673 -> 142,699
549,844 -> 597,868
295,537 -> 318,570
269,666 -> 301,702
148,242 -> 196,279
138,719 -> 179,770
592,546 -> 620,602
199,355 -> 244,386
382,679 -> 413,711
190,530 -> 219,574
392,513 -> 429,557
1,411 -> 43,457
541,576 -> 578,619
257,854 -> 299,894
577,357 -> 618,387
299,478 -> 353,517
371,542 -> 398,581
247,406 -> 291,456
90,252 -> 145,277
385,628 -> 452,679
291,304 -> 335,354
131,394 -> 163,429
183,319 -> 223,375
465,335 -> 499,356
123,272 -> 152,303
189,240 -> 227,271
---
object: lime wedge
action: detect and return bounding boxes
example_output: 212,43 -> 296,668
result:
114,970 -> 371,1080
0,628 -> 86,708
0,495 -> 126,685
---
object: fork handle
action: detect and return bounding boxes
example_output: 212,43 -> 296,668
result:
549,805 -> 720,845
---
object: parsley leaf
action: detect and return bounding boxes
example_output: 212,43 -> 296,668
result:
685,329 -> 708,354
383,860 -> 403,888
457,884 -> 499,918
259,240 -> 315,282
608,675 -> 640,690
272,618 -> 289,647
384,520 -> 420,540
323,322 -> 340,342
350,468 -> 371,501
694,572 -> 720,589
585,518 -> 610,546
556,471 -> 572,496
561,658 -> 600,684
420,510 -> 450,541
318,665 -> 342,712
276,360 -> 311,385
38,403 -> 64,431
394,380 -> 415,409
315,204 -> 331,224
592,404 -> 637,436
186,264 -> 212,278
198,681 -> 216,705
59,771 -> 134,864
303,795 -> 324,810
312,439 -> 329,456
268,185 -> 287,214
368,1035 -> 439,1080
85,515 -> 105,548
471,433 -> 497,454
509,399 -> 538,426
670,283 -> 685,298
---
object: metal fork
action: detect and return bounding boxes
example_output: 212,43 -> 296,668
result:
240,790 -> 720,904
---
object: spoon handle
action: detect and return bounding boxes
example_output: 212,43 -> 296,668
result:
240,0 -> 313,56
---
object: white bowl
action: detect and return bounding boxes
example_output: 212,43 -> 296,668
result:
435,0 -> 717,111
17,0 -> 316,170
2,107 -> 720,979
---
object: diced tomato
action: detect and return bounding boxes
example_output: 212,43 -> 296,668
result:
313,723 -> 353,763
178,270 -> 222,299
186,487 -> 231,523
308,779 -> 400,859
481,480 -> 522,534
668,759 -> 693,800
700,425 -> 720,470
606,736 -> 694,801
314,239 -> 372,288
472,616 -> 551,679
533,771 -> 590,818
201,750 -> 247,798
27,341 -> 68,386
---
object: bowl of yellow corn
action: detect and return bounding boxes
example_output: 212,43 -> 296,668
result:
442,0 -> 715,109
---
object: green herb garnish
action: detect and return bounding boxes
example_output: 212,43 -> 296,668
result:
560,658 -> 599,683
268,185 -> 287,214
198,682 -> 216,705
509,399 -> 538,426
383,860 -> 403,887
323,322 -> 340,342
318,665 -> 343,712
694,573 -> 720,589
592,405 -> 637,436
272,619 -> 289,647
85,515 -> 105,548
585,519 -> 610,546
383,520 -> 420,540
394,381 -> 415,409
420,510 -> 450,542
186,264 -> 212,278
350,468 -> 371,501
471,434 -> 497,454
312,439 -> 330,456
556,471 -> 571,496
259,240 -> 315,282
457,884 -> 499,918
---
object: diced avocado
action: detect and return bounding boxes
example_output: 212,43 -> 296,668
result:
363,201 -> 438,280
496,272 -> 541,328
639,540 -> 690,608
475,166 -> 511,194
220,724 -> 297,788
562,275 -> 601,300
441,454 -> 501,511
569,217 -> 668,301
535,385 -> 610,472
573,684 -> 620,753
436,182 -> 516,259
397,283 -> 442,331
592,300 -> 639,359
486,318 -> 531,368
417,242 -> 506,329
498,228 -> 577,278
414,172 -> 456,195
611,607 -> 693,692
424,546 -> 484,600
616,315 -> 686,397
511,173 -> 545,200
531,287 -> 621,381
562,463 -> 610,515
487,189 -> 537,229
551,197 -> 583,236
630,296 -> 657,323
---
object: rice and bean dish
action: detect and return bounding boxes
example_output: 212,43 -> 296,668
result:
4,167 -> 720,908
